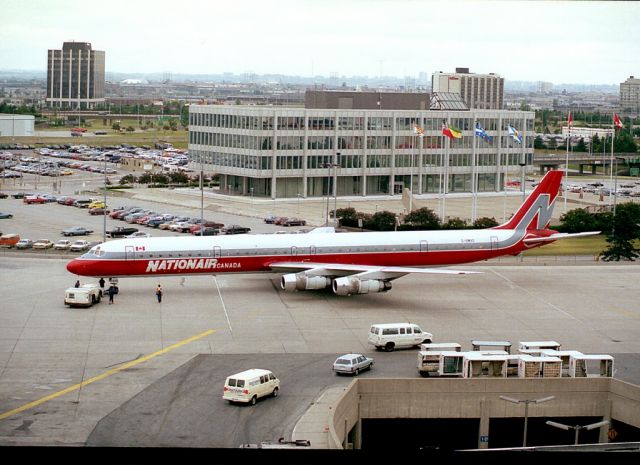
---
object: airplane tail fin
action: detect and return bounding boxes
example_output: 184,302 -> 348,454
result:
493,170 -> 563,231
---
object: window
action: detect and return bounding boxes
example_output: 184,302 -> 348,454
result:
382,328 -> 399,335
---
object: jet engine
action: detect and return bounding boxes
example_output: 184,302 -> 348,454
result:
281,273 -> 332,291
332,277 -> 392,296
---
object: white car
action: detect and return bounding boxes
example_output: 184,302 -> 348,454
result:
53,239 -> 72,250
126,231 -> 152,238
333,354 -> 374,376
69,240 -> 91,252
169,221 -> 191,232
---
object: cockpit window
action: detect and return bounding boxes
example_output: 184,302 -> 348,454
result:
91,247 -> 105,257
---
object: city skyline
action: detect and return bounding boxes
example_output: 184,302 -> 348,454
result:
1,0 -> 638,85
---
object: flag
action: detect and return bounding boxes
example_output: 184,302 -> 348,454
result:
442,121 -> 462,140
613,113 -> 623,130
474,122 -> 493,143
507,124 -> 522,144
567,111 -> 572,128
412,123 -> 425,138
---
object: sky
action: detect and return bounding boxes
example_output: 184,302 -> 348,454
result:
1,0 -> 638,84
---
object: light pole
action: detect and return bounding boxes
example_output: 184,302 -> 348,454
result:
546,419 -> 609,445
323,159 -> 339,226
103,153 -> 107,243
500,395 -> 555,447
612,156 -> 625,239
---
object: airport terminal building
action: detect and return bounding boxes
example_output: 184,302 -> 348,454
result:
188,93 -> 534,199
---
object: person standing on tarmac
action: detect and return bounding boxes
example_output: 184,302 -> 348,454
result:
107,285 -> 116,304
99,277 -> 105,289
74,280 -> 80,288
156,284 -> 163,303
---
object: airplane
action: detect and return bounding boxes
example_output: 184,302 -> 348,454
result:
66,170 -> 598,296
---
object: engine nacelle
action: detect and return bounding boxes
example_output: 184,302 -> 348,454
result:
332,277 -> 392,296
281,273 -> 332,291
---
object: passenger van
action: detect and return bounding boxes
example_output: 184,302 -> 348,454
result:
222,369 -> 280,405
368,323 -> 433,352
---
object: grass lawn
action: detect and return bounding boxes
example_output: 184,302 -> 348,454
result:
522,234 -> 608,256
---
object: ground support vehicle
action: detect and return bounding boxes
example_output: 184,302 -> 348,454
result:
222,369 -> 279,405
64,284 -> 102,308
368,323 -> 433,352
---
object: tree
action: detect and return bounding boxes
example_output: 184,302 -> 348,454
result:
401,207 -> 440,230
364,211 -> 397,231
472,217 -> 499,229
547,138 -> 557,150
534,135 -> 546,149
442,217 -> 468,229
558,208 -> 597,233
601,203 -> 640,261
335,207 -> 358,227
574,137 -> 587,152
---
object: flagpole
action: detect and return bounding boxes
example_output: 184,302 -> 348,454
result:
610,114 -> 615,207
564,113 -> 570,213
472,120 -> 477,222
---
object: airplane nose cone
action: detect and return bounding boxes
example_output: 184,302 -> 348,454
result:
66,258 -> 84,275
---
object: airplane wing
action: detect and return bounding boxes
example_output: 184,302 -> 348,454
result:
269,262 -> 480,281
523,231 -> 601,245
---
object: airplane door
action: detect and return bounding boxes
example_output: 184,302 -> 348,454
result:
310,245 -> 316,255
125,245 -> 135,260
291,246 -> 298,256
490,236 -> 499,251
213,246 -> 221,258
420,240 -> 428,252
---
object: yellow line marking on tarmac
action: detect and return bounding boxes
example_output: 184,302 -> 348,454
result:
0,329 -> 216,422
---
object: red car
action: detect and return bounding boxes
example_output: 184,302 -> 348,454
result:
23,196 -> 46,204
63,197 -> 77,206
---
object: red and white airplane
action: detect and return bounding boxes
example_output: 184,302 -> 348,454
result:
67,170 -> 597,295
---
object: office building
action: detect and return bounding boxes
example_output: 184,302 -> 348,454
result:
620,75 -> 640,112
432,68 -> 504,110
188,97 -> 533,199
46,41 -> 105,109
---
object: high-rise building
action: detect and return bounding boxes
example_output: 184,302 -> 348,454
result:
620,75 -> 640,113
46,41 -> 105,109
432,68 -> 504,110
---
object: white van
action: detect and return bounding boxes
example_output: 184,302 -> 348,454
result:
368,323 -> 433,352
223,369 -> 280,405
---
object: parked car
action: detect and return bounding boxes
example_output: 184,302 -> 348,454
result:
169,221 -> 192,233
89,207 -> 109,215
74,199 -> 93,208
194,227 -> 220,236
0,192 -> 8,199
223,225 -> 251,235
106,226 -> 138,238
264,214 -> 277,224
283,218 -> 306,226
69,240 -> 91,252
332,354 -> 374,376
63,197 -> 77,206
11,192 -> 30,199
16,238 -> 34,249
62,226 -> 94,236
0,212 -> 14,219
126,231 -> 152,238
53,239 -> 72,250
33,239 -> 54,249
274,217 -> 289,226
0,233 -> 20,247
23,195 -> 46,204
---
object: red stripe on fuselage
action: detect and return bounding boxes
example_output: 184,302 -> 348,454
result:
66,241 -> 539,278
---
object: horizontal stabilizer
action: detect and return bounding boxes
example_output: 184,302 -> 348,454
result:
523,231 -> 601,244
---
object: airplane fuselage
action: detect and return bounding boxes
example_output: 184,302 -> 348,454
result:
66,227 -> 550,278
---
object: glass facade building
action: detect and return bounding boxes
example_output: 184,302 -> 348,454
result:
189,106 -> 534,199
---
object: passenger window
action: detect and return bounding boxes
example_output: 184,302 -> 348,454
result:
237,380 -> 245,388
400,328 -> 405,335
228,379 -> 236,387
